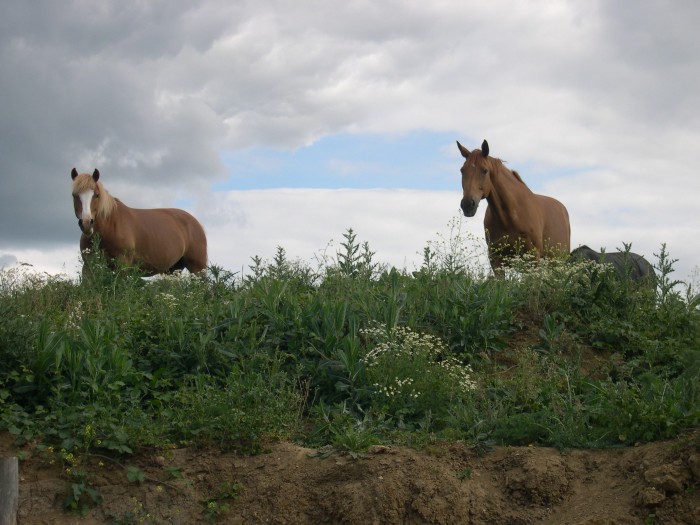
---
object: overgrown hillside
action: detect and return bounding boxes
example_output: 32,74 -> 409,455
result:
1,229 -> 698,520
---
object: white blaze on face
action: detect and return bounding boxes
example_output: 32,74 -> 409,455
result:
78,190 -> 95,234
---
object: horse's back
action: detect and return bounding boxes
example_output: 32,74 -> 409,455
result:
162,208 -> 208,273
604,252 -> 654,281
571,245 -> 599,262
130,207 -> 207,273
163,208 -> 206,242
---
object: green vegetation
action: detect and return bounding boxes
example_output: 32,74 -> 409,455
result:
1,228 -> 698,466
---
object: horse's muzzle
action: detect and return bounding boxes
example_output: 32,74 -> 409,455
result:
78,218 -> 95,235
460,198 -> 478,217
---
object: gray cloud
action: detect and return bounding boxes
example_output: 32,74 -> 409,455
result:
1,1 -> 698,278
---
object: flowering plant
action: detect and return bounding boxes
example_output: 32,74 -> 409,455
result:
361,323 -> 476,424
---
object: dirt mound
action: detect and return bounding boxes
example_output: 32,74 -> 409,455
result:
3,432 -> 699,524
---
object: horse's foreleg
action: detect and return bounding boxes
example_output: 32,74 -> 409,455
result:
491,264 -> 506,278
487,248 -> 507,278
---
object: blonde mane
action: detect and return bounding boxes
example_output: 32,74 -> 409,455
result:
71,173 -> 118,220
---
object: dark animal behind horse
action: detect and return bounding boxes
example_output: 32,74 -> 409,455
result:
71,168 -> 207,275
456,139 -> 570,272
571,245 -> 656,285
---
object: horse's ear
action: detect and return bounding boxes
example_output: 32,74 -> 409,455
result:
481,140 -> 489,157
456,141 -> 470,159
71,168 -> 78,180
92,169 -> 100,182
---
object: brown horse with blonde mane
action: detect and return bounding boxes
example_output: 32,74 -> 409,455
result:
457,139 -> 570,273
71,168 -> 207,275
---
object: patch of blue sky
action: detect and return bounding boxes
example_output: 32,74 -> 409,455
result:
214,130 -> 463,191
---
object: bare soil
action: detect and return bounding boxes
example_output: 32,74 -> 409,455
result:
3,430 -> 699,525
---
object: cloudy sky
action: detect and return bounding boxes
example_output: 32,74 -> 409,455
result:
1,1 -> 698,283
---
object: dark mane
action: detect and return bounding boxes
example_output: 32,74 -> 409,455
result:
492,157 -> 528,188
510,169 -> 526,186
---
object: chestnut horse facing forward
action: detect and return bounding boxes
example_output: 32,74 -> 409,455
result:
71,168 -> 207,275
457,140 -> 570,273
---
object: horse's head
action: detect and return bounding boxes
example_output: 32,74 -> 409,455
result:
456,139 -> 493,217
71,168 -> 102,236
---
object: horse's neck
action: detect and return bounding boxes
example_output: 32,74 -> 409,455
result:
94,197 -> 124,232
486,165 -> 533,224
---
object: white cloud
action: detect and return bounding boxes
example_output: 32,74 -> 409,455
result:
0,254 -> 18,268
1,248 -> 81,278
201,188 -> 490,275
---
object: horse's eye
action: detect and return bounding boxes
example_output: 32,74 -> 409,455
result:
94,193 -> 100,199
481,168 -> 488,175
